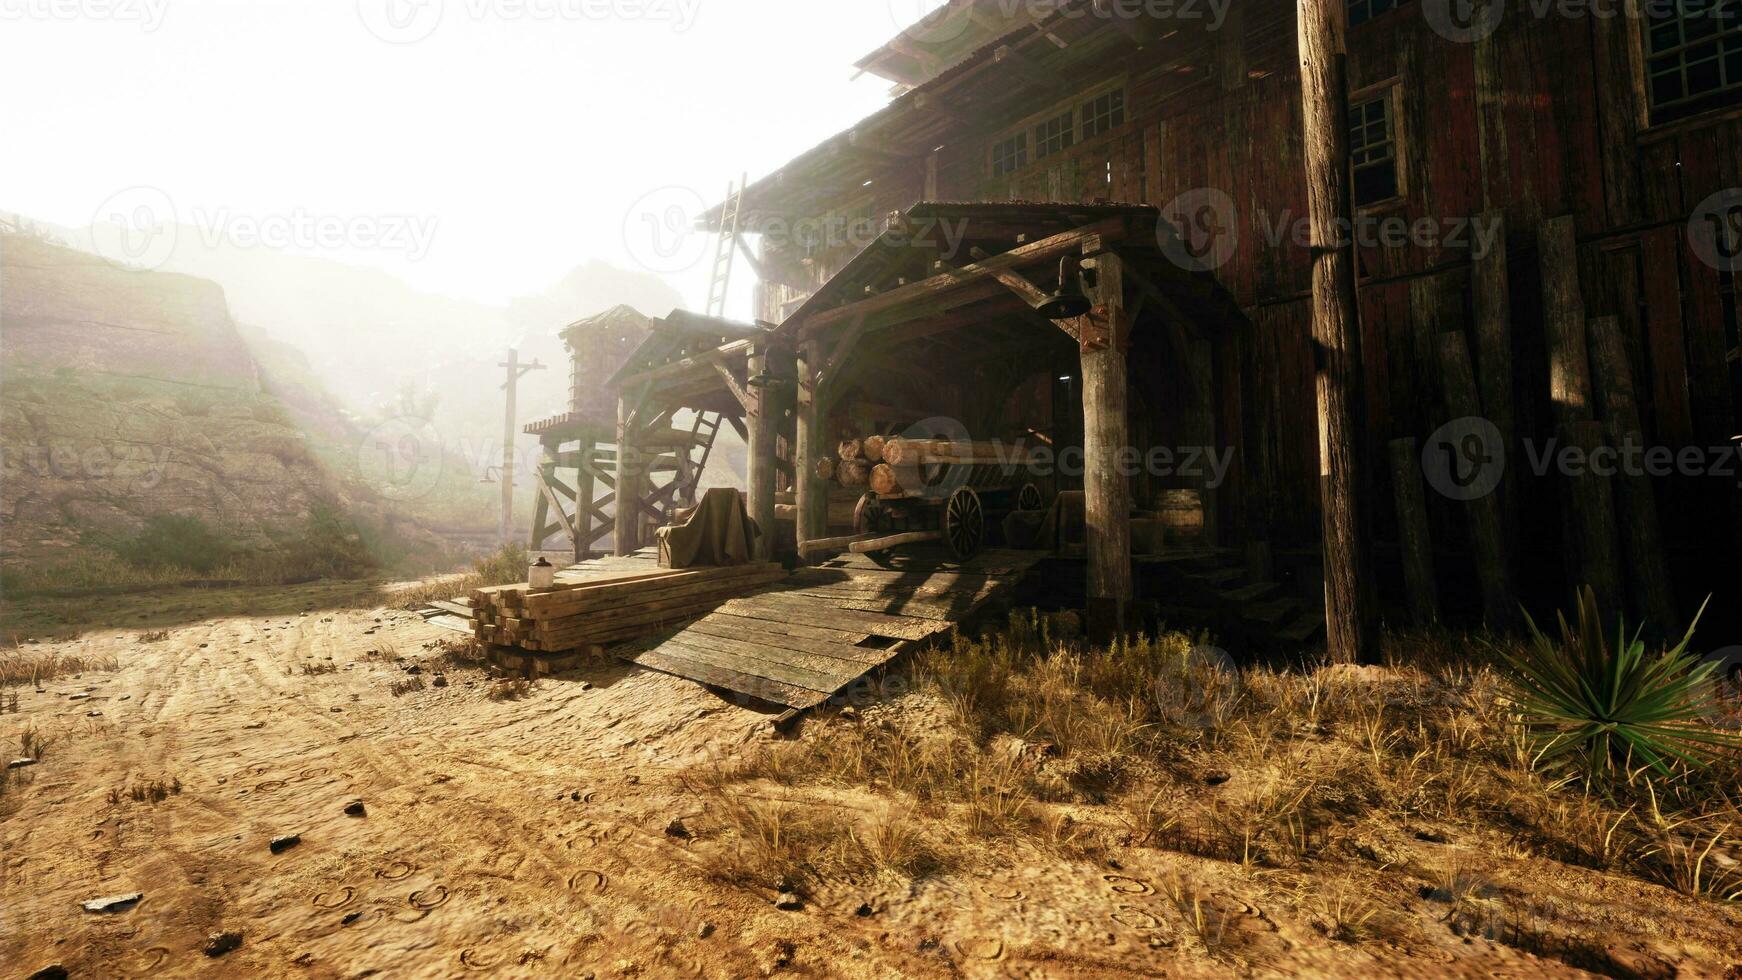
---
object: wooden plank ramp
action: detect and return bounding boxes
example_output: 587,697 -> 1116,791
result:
614,547 -> 1047,712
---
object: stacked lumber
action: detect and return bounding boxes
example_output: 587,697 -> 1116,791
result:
816,433 -> 1045,498
469,563 -> 786,653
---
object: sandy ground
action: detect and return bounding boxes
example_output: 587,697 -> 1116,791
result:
2,584 -> 1735,978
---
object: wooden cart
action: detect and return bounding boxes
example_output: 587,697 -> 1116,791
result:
852,474 -> 1045,560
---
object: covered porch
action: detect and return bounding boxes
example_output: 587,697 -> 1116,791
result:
775,201 -> 1252,635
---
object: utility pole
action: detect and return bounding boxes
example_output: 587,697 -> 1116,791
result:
499,349 -> 546,546
1298,0 -> 1377,663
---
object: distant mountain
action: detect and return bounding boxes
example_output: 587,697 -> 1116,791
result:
4,208 -> 692,500
0,231 -> 476,586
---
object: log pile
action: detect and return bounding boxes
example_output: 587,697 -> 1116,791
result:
814,434 -> 1044,498
469,563 -> 785,653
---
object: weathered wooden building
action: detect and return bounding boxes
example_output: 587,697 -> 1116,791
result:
694,0 -> 1741,636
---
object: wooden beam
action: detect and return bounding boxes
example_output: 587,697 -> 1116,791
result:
1387,437 -> 1440,626
1540,216 -> 1594,426
1437,332 -> 1517,630
746,343 -> 779,562
1080,249 -> 1133,640
799,216 -> 1140,337
536,470 -> 581,549
613,337 -> 755,390
613,395 -> 641,556
846,129 -> 919,166
710,354 -> 752,412
1589,315 -> 1674,628
1299,0 -> 1378,662
795,336 -> 828,551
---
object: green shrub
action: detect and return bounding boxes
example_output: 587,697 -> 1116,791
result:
270,499 -> 376,580
473,542 -> 530,585
108,514 -> 239,575
1499,587 -> 1740,788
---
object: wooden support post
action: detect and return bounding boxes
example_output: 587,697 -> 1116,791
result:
1299,0 -> 1377,663
1588,315 -> 1674,628
1387,437 -> 1440,626
528,444 -> 553,553
1540,216 -> 1594,426
795,338 -> 827,554
614,397 -> 641,556
1561,419 -> 1623,614
1540,217 -> 1622,613
573,438 -> 596,563
1080,248 -> 1134,641
1472,210 -> 1515,450
746,343 -> 778,563
1438,332 -> 1518,630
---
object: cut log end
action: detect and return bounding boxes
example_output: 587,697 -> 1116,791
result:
869,463 -> 902,496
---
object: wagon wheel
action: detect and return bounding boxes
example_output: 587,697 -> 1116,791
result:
853,491 -> 885,536
1016,482 -> 1045,513
942,487 -> 986,561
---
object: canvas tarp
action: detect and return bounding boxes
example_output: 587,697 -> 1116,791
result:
657,487 -> 761,569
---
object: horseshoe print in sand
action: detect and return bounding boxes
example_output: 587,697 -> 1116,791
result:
1102,874 -> 1155,896
312,886 -> 355,910
568,869 -> 608,893
409,885 -> 450,910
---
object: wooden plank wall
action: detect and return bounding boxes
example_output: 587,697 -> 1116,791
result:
755,1 -> 1741,618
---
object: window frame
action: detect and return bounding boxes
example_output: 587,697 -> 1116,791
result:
1635,0 -> 1742,127
1348,80 -> 1407,210
990,131 -> 1030,178
985,77 -> 1130,181
1034,109 -> 1077,160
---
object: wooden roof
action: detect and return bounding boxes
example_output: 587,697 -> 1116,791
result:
558,304 -> 652,350
605,310 -> 767,390
703,1 -> 1222,232
853,0 -> 1051,90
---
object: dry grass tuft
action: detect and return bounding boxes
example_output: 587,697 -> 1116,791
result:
680,613 -> 1742,965
487,677 -> 533,701
109,776 -> 183,805
19,724 -> 52,761
389,676 -> 426,697
0,648 -> 120,688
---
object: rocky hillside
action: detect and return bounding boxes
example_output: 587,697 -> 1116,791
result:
0,233 -> 470,588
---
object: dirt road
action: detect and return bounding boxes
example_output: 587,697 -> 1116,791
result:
4,586 -> 1719,978
1,594 -> 950,978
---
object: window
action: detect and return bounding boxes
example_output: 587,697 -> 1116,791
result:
1349,94 -> 1399,206
1348,0 -> 1406,27
1035,110 -> 1076,159
987,84 -> 1126,179
991,132 -> 1028,177
1645,0 -> 1742,125
1081,88 -> 1126,139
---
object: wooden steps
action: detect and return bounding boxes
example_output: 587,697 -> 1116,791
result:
617,548 -> 1048,711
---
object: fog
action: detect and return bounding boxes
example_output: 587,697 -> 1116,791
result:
0,0 -> 908,311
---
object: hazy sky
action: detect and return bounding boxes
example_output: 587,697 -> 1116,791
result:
0,0 -> 928,312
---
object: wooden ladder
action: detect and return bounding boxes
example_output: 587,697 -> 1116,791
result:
704,174 -> 746,318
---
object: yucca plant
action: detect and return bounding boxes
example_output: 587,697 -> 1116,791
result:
1499,587 -> 1739,788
